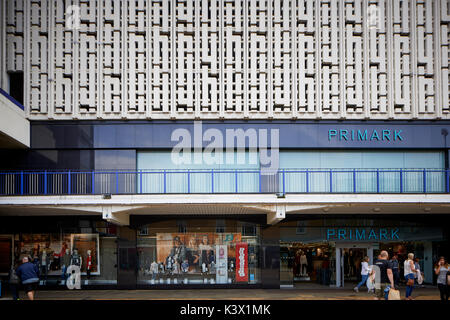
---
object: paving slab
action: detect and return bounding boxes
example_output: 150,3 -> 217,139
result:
0,288 -> 442,300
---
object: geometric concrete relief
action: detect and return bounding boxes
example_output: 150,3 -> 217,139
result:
4,0 -> 450,120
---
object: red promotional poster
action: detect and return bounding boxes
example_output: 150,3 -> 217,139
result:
235,242 -> 248,282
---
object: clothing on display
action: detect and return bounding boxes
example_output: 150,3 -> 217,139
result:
86,250 -> 93,278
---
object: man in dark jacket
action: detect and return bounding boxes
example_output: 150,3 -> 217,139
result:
16,256 -> 40,300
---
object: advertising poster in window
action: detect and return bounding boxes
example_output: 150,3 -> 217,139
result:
155,233 -> 241,276
215,244 -> 228,284
236,242 -> 248,282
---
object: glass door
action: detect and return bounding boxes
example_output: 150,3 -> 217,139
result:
280,244 -> 293,287
336,243 -> 373,288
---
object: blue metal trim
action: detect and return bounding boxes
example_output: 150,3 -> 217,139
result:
68,170 -> 71,195
44,171 -> 47,195
376,169 -> 380,193
399,169 -> 403,193
92,171 -> 95,194
329,169 -> 333,193
423,169 -> 426,193
235,170 -> 238,193
187,169 -> 190,194
0,87 -> 25,111
211,169 -> 214,193
306,169 -> 309,193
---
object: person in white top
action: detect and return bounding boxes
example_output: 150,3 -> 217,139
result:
353,256 -> 371,292
404,253 -> 417,300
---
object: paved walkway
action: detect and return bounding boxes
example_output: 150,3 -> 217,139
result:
1,288 -> 442,300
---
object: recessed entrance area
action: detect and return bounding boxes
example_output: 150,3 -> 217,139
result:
280,241 -> 336,289
335,243 -> 373,288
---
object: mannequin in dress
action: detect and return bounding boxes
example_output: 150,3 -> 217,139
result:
150,261 -> 159,279
86,250 -> 93,279
300,250 -> 308,276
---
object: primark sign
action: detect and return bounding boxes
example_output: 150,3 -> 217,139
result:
326,228 -> 400,242
328,129 -> 404,142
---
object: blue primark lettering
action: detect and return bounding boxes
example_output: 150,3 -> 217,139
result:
358,130 -> 368,141
326,229 -> 336,240
368,229 -> 377,240
394,130 -> 403,141
382,130 -> 391,141
370,130 -> 380,141
391,228 -> 400,240
326,228 -> 401,241
340,130 -> 348,141
328,130 -> 337,141
379,228 -> 388,240
328,129 -> 404,142
355,229 -> 365,240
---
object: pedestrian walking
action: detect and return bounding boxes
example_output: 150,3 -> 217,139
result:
373,251 -> 395,300
390,254 -> 400,287
354,256 -> 371,293
15,256 -> 40,300
414,258 -> 424,287
434,256 -> 449,301
404,253 -> 416,300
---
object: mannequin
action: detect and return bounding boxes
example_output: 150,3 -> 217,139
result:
150,261 -> 159,280
70,249 -> 82,268
201,262 -> 208,275
61,249 -> 71,281
86,250 -> 93,279
209,261 -> 216,274
166,256 -> 173,274
229,260 -> 234,272
300,250 -> 308,276
181,260 -> 189,273
40,250 -> 48,281
173,260 -> 180,275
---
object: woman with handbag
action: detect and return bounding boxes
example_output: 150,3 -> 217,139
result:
404,253 -> 416,300
434,256 -> 449,301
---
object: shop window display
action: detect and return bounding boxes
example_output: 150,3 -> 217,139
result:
13,233 -> 100,284
137,224 -> 261,285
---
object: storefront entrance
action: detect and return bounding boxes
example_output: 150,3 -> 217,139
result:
335,243 -> 373,288
280,242 -> 336,288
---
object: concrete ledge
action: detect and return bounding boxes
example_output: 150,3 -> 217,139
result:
1,193 -> 450,205
0,89 -> 29,148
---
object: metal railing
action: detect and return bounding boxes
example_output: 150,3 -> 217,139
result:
0,168 -> 448,196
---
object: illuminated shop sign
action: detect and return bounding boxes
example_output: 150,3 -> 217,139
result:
326,228 -> 400,241
328,129 -> 404,142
